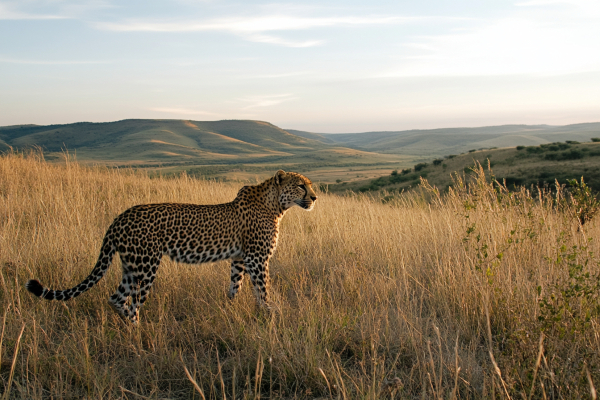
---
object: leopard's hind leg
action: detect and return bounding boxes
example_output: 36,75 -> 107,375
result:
108,255 -> 136,321
108,272 -> 134,321
228,258 -> 246,300
127,254 -> 161,324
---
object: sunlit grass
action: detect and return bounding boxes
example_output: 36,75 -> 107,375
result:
0,152 -> 598,399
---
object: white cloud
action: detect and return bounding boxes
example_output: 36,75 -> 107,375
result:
0,57 -> 111,64
251,71 -> 313,79
150,107 -> 219,117
97,15 -> 400,33
379,2 -> 600,77
0,3 -> 65,19
237,94 -> 296,109
0,0 -> 113,20
243,34 -> 323,48
515,0 -> 593,6
95,14 -> 399,47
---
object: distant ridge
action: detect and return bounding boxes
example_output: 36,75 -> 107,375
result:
1,119 -> 599,165
287,122 -> 600,156
0,119 -> 378,165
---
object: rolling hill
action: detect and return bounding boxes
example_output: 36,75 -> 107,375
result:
2,119 -> 599,185
288,122 -> 600,157
328,139 -> 600,194
0,119 -> 387,166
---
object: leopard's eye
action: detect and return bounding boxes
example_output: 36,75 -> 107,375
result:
298,184 -> 306,189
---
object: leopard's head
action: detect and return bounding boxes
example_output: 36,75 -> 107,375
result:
275,170 -> 317,211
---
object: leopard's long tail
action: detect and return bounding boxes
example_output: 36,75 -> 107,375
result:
26,236 -> 116,301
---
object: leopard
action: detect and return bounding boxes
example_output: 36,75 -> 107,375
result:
25,170 -> 317,323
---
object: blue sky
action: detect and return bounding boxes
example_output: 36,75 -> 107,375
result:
1,0 -> 599,132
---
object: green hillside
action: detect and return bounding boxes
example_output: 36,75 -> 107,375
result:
0,119 -> 386,166
3,119 -> 600,186
329,139 -> 600,194
290,123 -> 600,157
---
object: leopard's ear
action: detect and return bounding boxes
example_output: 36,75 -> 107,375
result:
275,170 -> 286,185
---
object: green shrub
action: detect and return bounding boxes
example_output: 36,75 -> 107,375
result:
526,146 -> 545,154
566,177 -> 600,226
503,176 -> 525,187
414,162 -> 428,172
538,240 -> 600,338
545,149 -> 584,161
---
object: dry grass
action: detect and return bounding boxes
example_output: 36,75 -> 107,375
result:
1,152 -> 599,399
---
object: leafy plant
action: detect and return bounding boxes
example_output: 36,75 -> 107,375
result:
414,162 -> 428,172
566,177 -> 600,227
538,238 -> 600,338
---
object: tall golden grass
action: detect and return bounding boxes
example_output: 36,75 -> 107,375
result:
0,152 -> 599,399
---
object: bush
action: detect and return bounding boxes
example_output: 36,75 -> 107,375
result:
504,176 -> 525,187
516,146 -> 526,150
468,149 -> 476,153
526,146 -> 544,154
566,177 -> 600,226
548,149 -> 585,160
414,163 -> 428,172
433,159 -> 443,166
592,138 -> 600,142
566,140 -> 580,144
401,168 -> 412,175
446,155 -> 457,159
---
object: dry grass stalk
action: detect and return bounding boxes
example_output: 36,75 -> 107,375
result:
587,366 -> 598,400
528,334 -> 544,400
0,153 -> 599,398
180,352 -> 206,400
2,324 -> 25,400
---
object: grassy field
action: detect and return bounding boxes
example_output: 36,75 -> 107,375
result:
4,119 -> 599,187
155,161 -> 413,187
1,152 -> 600,399
332,139 -> 600,195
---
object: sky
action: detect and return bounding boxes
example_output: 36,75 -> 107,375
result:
1,0 -> 599,132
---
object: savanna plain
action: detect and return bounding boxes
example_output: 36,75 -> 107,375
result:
1,152 -> 599,399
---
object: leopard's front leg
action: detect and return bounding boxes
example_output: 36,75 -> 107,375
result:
243,253 -> 271,309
